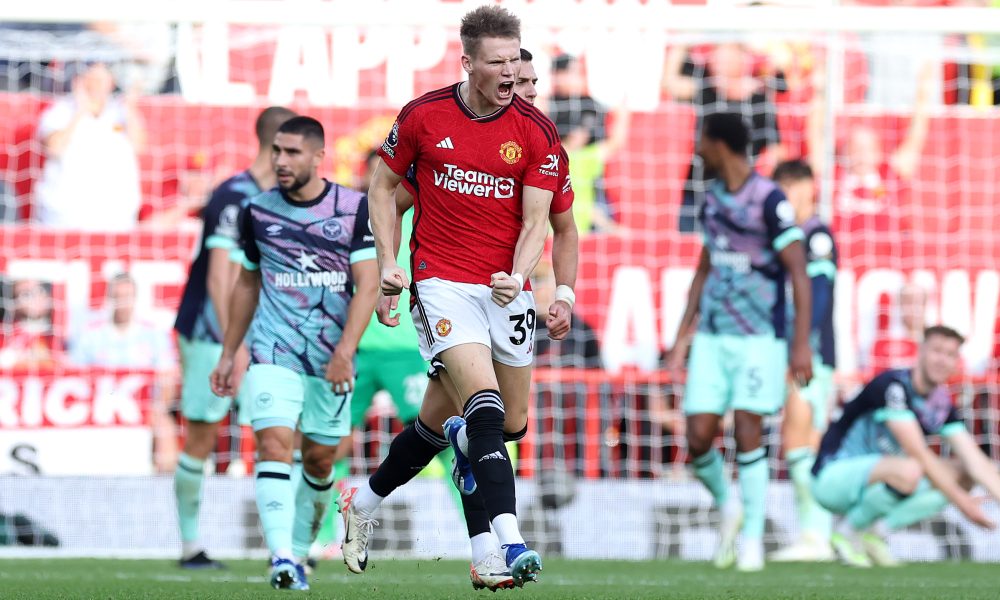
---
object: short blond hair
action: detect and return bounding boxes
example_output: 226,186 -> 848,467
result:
460,5 -> 521,57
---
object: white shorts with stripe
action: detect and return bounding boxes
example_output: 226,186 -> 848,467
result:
411,277 -> 536,368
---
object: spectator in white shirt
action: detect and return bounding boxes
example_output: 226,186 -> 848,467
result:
35,61 -> 146,231
70,273 -> 174,369
69,272 -> 178,472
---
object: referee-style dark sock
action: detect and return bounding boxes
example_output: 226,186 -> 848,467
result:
461,490 -> 492,539
464,389 -> 517,518
369,418 -> 449,498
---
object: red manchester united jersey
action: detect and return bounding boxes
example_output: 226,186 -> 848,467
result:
379,83 -> 561,286
550,145 -> 574,215
400,143 -> 572,214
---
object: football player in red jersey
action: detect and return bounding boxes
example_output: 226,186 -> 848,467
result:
343,47 -> 578,590
342,7 -> 560,588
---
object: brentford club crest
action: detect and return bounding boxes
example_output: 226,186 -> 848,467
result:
436,318 -> 452,337
499,140 -> 522,165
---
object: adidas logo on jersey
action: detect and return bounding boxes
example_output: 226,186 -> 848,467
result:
478,451 -> 506,462
436,137 -> 454,149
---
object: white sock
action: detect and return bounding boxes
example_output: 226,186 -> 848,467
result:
722,496 -> 741,517
352,482 -> 385,516
491,513 -> 525,546
457,425 -> 469,456
836,518 -> 862,538
868,520 -> 888,537
470,532 -> 495,564
741,535 -> 764,549
181,541 -> 202,559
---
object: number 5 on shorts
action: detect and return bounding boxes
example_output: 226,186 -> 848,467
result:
508,308 -> 536,345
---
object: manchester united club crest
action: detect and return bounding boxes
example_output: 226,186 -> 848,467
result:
436,318 -> 452,337
499,140 -> 522,165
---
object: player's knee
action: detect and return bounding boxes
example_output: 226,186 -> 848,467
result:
893,460 -> 924,495
503,410 -> 528,436
732,412 -> 763,452
255,432 -> 293,462
686,432 -> 714,459
301,438 -> 338,479
303,454 -> 334,480
504,403 -> 528,429
182,437 -> 215,461
182,421 -> 220,459
418,397 -> 454,436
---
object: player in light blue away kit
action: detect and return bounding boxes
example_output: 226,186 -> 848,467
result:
813,325 -> 999,567
769,159 -> 839,562
667,113 -> 813,572
172,106 -> 295,570
210,116 -> 379,590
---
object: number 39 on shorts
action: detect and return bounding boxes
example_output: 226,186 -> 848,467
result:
508,309 -> 536,345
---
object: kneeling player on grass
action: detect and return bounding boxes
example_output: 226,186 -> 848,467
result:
342,42 -> 578,590
812,325 -> 999,567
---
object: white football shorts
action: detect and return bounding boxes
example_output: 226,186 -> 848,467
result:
411,277 -> 536,368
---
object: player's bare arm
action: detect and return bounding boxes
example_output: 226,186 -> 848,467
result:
546,207 -> 578,340
375,184 -> 413,328
493,185 -> 552,307
661,44 -> 697,102
666,246 -> 710,374
206,248 -> 239,333
947,428 -> 1000,508
368,157 -> 406,295
325,258 -> 380,395
211,266 -> 260,397
888,419 -> 995,529
890,61 -> 933,180
207,247 -> 250,384
779,239 -> 814,386
392,187 -> 410,260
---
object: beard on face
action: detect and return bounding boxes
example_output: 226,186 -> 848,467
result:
279,170 -> 311,193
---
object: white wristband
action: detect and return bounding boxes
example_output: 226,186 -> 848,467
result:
554,285 -> 576,310
511,272 -> 524,291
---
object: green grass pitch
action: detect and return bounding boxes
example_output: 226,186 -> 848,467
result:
0,558 -> 996,599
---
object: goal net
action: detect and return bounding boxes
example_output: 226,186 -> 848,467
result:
1,0 -> 999,560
